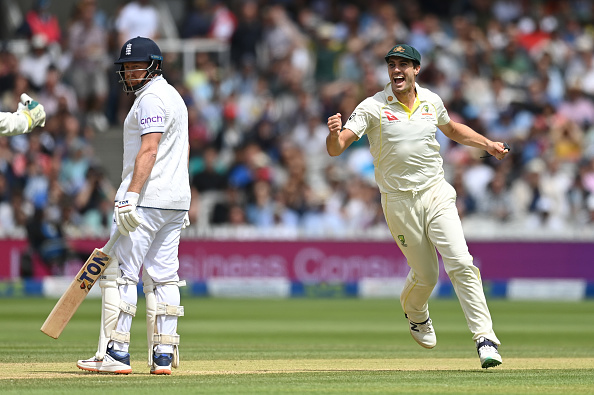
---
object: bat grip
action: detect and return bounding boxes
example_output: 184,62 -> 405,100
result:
101,231 -> 121,255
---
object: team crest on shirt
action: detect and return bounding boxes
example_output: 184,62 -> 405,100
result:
420,104 -> 436,122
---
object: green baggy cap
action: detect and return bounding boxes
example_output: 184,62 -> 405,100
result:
384,44 -> 421,65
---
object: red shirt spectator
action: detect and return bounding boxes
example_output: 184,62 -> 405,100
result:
23,0 -> 61,44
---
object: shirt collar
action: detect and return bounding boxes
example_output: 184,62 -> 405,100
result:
135,75 -> 164,96
384,82 -> 426,104
384,82 -> 422,115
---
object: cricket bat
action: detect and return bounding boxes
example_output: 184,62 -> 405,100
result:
41,231 -> 121,339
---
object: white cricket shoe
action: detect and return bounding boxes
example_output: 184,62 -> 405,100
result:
407,316 -> 436,349
476,337 -> 503,369
150,353 -> 172,375
77,348 -> 132,374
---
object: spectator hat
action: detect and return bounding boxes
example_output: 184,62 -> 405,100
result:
31,34 -> 47,49
384,44 -> 421,65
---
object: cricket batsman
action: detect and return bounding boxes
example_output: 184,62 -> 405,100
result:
77,36 -> 191,375
326,44 -> 508,368
0,93 -> 46,136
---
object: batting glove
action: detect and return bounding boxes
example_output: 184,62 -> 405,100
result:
182,212 -> 190,229
115,192 -> 142,236
18,93 -> 46,132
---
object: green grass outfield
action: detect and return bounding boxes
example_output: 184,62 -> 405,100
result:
1,297 -> 593,394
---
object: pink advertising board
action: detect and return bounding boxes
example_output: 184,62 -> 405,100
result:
0,239 -> 592,281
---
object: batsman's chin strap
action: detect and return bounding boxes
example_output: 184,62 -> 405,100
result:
480,142 -> 510,158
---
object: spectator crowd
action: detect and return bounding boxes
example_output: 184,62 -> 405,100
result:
2,0 -> 594,254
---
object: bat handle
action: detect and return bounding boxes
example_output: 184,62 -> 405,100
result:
101,231 -> 121,255
20,93 -> 33,105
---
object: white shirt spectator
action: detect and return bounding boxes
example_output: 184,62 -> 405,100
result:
19,35 -> 53,90
115,0 -> 160,44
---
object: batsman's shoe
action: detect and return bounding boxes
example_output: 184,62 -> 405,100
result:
476,337 -> 503,369
407,316 -> 436,349
151,353 -> 173,375
77,348 -> 132,374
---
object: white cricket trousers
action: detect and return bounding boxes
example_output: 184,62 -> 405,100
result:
111,207 -> 185,353
381,179 -> 499,344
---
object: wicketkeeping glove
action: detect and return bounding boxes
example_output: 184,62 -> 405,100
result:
115,192 -> 143,236
18,93 -> 46,132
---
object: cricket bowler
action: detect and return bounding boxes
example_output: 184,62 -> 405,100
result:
326,44 -> 509,369
77,36 -> 191,375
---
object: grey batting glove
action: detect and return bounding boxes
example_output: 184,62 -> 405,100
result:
19,93 -> 46,132
115,192 -> 143,236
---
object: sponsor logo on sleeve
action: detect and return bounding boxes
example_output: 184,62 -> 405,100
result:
140,115 -> 164,127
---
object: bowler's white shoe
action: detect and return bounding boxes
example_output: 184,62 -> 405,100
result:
476,337 -> 503,369
407,316 -> 436,349
77,348 -> 132,374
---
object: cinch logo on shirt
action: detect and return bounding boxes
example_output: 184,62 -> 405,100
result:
140,115 -> 164,126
